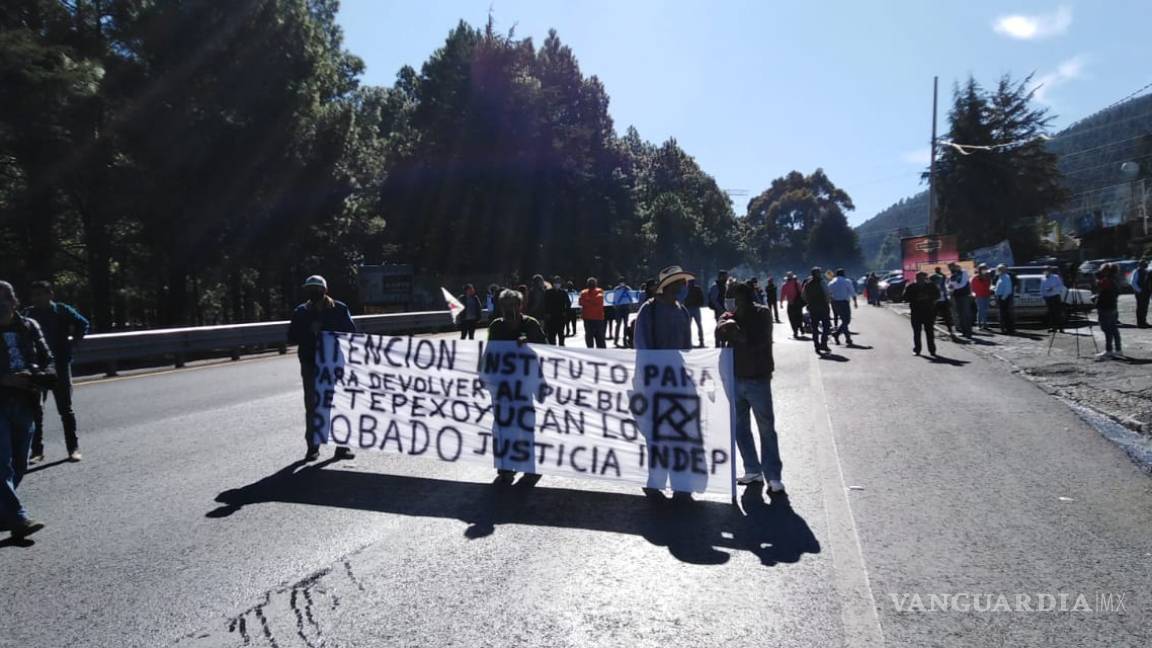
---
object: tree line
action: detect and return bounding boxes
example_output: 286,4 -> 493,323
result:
1,2 -> 864,330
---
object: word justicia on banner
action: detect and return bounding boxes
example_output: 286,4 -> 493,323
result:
311,332 -> 736,494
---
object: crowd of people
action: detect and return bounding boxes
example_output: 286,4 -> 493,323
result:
899,259 -> 1150,361
3,257 -> 1148,536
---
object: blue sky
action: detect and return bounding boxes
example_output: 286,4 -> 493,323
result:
336,0 -> 1151,226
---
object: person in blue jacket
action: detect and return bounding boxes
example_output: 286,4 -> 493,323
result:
287,275 -> 357,462
25,281 -> 89,464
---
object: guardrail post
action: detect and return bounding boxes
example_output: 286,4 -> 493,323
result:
175,353 -> 185,368
278,343 -> 287,355
105,360 -> 118,377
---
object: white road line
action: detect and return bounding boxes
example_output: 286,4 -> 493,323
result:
809,353 -> 886,647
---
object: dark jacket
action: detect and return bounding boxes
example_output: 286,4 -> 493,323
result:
23,301 -> 89,365
764,282 -> 778,303
543,287 -> 570,321
288,298 -> 357,364
801,278 -> 830,317
458,293 -> 484,322
684,285 -> 705,309
525,286 -> 547,320
903,281 -> 941,320
720,305 -> 774,379
1096,277 -> 1119,310
487,316 -> 547,343
707,281 -> 727,312
0,315 -> 57,403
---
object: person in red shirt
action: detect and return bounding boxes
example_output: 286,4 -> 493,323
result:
970,264 -> 993,331
778,272 -> 804,338
579,277 -> 606,348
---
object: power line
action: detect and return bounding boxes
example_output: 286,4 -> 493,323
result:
1100,80 -> 1152,113
1053,106 -> 1152,141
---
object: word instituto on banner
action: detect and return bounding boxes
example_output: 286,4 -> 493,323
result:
312,332 -> 735,494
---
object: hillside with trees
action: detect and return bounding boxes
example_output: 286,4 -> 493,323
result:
855,191 -> 929,269
1047,93 -> 1152,233
855,86 -> 1152,268
0,3 -> 738,328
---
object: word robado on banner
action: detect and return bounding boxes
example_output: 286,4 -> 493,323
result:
311,332 -> 737,495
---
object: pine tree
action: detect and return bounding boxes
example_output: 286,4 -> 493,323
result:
935,75 -> 1066,259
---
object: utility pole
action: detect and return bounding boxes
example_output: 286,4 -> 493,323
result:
928,76 -> 939,235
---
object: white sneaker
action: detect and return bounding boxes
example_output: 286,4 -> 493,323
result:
767,480 -> 786,493
737,472 -> 764,485
1095,351 -> 1111,361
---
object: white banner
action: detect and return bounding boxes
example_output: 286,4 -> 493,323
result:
312,333 -> 736,495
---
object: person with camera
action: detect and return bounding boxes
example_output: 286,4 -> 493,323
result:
0,280 -> 55,539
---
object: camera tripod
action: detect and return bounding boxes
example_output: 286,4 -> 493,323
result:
1047,287 -> 1098,358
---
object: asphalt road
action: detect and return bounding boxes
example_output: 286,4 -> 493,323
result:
2,307 -> 1151,647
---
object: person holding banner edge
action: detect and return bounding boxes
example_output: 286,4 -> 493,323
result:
288,275 -> 357,462
717,282 -> 784,494
486,289 -> 547,484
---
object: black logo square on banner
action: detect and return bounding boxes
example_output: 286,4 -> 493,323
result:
652,393 -> 703,444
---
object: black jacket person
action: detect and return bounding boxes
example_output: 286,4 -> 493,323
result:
903,272 -> 941,356
287,275 -> 357,462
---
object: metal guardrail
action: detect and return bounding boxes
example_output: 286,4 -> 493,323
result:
74,310 -> 456,376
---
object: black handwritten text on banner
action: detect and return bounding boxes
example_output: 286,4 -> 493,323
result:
312,333 -> 733,494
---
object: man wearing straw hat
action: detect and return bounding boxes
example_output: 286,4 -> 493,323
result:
633,265 -> 694,351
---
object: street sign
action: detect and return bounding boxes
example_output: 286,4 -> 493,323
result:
359,264 -> 413,307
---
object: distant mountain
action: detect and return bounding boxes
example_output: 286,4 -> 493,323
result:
1047,93 -> 1152,231
855,190 -> 929,265
854,92 -> 1152,263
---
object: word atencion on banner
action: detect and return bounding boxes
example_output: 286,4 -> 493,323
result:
312,332 -> 735,495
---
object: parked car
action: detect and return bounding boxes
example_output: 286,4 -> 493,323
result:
877,270 -> 905,301
1114,260 -> 1141,293
1077,257 -> 1123,277
982,272 -> 1095,321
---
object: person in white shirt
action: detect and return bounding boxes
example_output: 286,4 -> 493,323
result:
826,268 -> 858,345
946,262 -> 973,339
1041,268 -> 1066,333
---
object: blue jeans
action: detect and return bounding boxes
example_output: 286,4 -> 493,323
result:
0,395 -> 35,527
732,378 -> 782,480
975,297 -> 990,327
1099,308 -> 1121,352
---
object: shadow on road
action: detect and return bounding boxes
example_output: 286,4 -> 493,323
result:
1116,356 -> 1152,365
207,461 -> 821,567
25,458 -> 71,475
966,337 -> 998,346
818,353 -> 849,362
0,537 -> 35,550
927,354 -> 970,366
